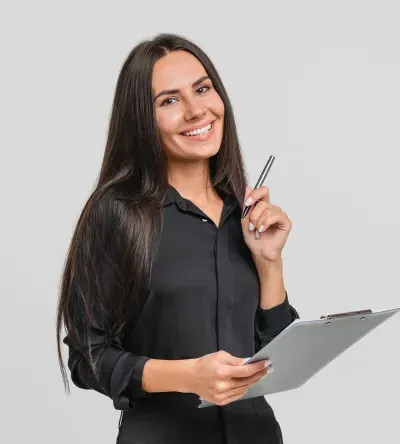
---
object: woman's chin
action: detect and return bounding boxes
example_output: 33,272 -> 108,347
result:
188,144 -> 221,159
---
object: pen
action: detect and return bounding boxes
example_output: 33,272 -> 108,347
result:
241,155 -> 275,219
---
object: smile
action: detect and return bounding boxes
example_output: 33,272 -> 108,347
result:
182,122 -> 213,137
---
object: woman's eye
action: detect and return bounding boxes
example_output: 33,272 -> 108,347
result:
197,85 -> 211,94
161,98 -> 177,107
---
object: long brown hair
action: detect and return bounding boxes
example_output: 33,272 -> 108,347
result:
56,32 -> 248,394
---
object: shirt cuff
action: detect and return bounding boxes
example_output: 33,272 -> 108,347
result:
127,356 -> 152,403
111,354 -> 151,410
257,291 -> 294,332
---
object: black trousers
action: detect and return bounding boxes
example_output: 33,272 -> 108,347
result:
116,393 -> 284,444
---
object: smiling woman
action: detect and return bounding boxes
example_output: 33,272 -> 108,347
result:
153,51 -> 225,160
56,33 -> 297,444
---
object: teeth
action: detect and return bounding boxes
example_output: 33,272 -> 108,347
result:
183,123 -> 212,136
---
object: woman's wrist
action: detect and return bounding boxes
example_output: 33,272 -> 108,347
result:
142,358 -> 197,394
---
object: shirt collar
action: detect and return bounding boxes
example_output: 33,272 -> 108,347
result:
163,184 -> 239,211
162,184 -> 185,207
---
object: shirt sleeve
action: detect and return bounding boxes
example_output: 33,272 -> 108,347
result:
63,328 -> 151,411
254,291 -> 299,353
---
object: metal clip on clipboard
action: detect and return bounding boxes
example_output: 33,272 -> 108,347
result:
320,309 -> 373,325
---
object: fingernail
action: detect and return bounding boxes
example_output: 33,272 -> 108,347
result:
258,225 -> 264,233
245,197 -> 252,206
248,222 -> 254,231
264,360 -> 271,368
255,230 -> 259,239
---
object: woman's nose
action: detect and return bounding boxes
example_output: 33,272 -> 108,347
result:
184,97 -> 206,120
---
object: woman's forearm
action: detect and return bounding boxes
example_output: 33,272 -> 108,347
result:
253,255 -> 286,309
141,358 -> 196,394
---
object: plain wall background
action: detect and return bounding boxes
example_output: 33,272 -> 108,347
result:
1,1 -> 399,442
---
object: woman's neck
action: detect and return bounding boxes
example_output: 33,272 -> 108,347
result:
167,161 -> 219,205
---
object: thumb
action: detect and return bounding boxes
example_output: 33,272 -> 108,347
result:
217,351 -> 246,366
244,186 -> 253,205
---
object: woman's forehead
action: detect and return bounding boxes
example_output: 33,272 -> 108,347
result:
152,51 -> 207,91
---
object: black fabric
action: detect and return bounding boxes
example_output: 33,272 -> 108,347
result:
64,184 -> 299,443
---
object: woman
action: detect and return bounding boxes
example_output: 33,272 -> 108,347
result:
56,33 -> 299,444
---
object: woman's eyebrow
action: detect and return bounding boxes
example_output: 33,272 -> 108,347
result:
153,75 -> 210,101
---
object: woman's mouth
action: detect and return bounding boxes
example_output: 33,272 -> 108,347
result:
180,122 -> 215,141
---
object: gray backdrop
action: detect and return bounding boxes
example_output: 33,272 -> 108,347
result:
1,1 -> 399,443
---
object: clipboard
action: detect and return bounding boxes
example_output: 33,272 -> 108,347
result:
198,306 -> 400,408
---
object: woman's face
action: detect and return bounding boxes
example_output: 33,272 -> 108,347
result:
152,50 -> 225,162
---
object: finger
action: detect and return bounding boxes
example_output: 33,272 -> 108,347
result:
256,210 -> 287,233
219,365 -> 269,393
231,366 -> 269,388
216,351 -> 246,367
226,359 -> 270,379
242,186 -> 253,215
217,387 -> 248,406
213,365 -> 272,405
248,202 -> 274,232
244,186 -> 253,203
244,186 -> 270,208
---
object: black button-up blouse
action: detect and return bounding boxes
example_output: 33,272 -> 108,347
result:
63,184 -> 299,444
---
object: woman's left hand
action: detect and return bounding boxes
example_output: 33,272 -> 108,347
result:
241,186 -> 292,262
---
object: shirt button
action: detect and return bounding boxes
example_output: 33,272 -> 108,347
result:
201,218 -> 208,222
259,323 -> 265,331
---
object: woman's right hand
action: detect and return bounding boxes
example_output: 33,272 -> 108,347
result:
188,350 -> 273,406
